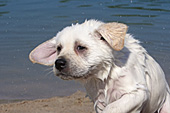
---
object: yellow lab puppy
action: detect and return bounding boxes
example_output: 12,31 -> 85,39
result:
29,20 -> 170,113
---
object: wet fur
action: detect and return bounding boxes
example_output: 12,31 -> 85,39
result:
29,20 -> 170,113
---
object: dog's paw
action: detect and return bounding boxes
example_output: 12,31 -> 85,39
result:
101,105 -> 120,113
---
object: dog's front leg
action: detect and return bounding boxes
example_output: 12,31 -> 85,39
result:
102,89 -> 148,113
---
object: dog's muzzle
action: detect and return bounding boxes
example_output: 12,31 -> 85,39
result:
54,57 -> 92,80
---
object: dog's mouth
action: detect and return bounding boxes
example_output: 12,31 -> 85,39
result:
55,65 -> 96,80
55,72 -> 91,80
56,73 -> 75,80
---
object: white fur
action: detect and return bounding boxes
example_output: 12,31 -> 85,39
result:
83,34 -> 170,113
29,20 -> 170,113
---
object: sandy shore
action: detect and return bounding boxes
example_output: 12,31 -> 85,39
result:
0,91 -> 95,113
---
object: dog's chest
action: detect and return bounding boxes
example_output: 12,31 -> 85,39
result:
84,77 -> 127,110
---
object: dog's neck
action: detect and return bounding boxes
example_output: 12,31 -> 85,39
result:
81,50 -> 130,108
81,64 -> 115,103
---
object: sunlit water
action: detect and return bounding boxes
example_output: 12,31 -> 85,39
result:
0,0 -> 170,101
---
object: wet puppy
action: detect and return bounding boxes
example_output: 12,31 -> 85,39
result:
29,20 -> 170,113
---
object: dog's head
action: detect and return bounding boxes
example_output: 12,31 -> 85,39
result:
29,20 -> 128,80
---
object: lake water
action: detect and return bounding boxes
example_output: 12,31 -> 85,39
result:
0,0 -> 170,101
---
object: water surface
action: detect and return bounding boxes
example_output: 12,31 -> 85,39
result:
0,0 -> 170,100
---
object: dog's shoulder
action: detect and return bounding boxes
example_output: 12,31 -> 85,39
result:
114,34 -> 146,67
124,34 -> 146,53
111,34 -> 148,79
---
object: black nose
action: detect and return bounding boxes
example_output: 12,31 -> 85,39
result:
55,58 -> 67,71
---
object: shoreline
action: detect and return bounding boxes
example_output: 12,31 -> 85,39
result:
0,99 -> 25,105
0,91 -> 95,113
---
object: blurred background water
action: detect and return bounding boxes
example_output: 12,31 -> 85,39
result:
0,0 -> 170,101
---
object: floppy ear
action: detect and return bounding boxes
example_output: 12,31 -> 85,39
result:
97,22 -> 128,51
29,38 -> 57,66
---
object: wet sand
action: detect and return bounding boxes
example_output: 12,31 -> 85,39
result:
0,91 -> 95,113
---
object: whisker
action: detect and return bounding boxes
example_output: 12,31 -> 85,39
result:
44,67 -> 53,72
43,67 -> 54,78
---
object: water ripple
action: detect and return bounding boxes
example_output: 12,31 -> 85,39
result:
77,5 -> 92,8
108,5 -> 170,12
112,14 -> 158,17
59,0 -> 70,3
0,11 -> 9,16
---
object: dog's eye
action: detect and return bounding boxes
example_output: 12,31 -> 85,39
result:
57,46 -> 62,52
77,45 -> 87,51
100,36 -> 106,41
